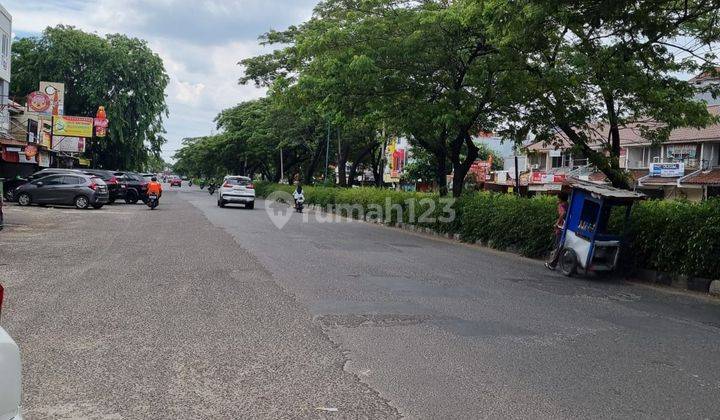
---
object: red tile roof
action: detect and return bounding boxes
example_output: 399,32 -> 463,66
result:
528,106 -> 720,152
682,168 -> 720,185
640,176 -> 680,186
689,68 -> 720,83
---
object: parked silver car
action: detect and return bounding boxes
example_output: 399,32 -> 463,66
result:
15,173 -> 109,209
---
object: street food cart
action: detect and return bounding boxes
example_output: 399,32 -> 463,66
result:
558,181 -> 644,276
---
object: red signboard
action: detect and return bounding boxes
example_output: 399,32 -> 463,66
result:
531,171 -> 566,184
469,160 -> 492,182
27,91 -> 51,113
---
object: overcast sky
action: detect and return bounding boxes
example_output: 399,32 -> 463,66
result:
6,0 -> 319,161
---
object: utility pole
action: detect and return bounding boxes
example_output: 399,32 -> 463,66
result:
324,120 -> 330,184
514,150 -> 520,196
337,126 -> 342,185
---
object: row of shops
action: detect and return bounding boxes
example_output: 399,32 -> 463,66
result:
487,70 -> 720,201
1,99 -> 89,182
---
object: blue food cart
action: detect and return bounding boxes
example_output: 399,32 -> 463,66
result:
558,181 -> 644,276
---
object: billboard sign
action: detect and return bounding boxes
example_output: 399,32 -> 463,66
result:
52,136 -> 86,153
53,116 -> 93,138
39,81 -> 65,116
650,162 -> 684,178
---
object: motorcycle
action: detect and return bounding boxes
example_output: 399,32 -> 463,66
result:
208,184 -> 216,195
188,180 -> 193,187
146,193 -> 159,210
295,196 -> 304,213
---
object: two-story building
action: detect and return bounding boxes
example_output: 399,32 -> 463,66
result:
521,69 -> 720,201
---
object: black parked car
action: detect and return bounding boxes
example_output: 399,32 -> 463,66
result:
82,169 -> 121,204
15,173 -> 109,209
3,169 -> 85,201
114,172 -> 149,204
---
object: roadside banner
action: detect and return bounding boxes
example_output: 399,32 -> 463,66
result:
53,116 -> 94,137
52,136 -> 86,153
39,81 -> 65,116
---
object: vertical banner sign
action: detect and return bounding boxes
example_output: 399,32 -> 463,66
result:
94,106 -> 109,137
39,81 -> 65,116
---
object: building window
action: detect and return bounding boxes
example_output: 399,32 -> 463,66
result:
666,144 -> 699,167
551,156 -> 563,168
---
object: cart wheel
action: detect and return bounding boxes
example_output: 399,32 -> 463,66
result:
559,248 -> 578,277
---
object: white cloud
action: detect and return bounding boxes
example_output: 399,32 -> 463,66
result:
6,0 -> 318,161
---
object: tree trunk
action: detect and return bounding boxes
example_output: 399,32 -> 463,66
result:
304,137 -> 324,185
450,132 -> 479,197
337,142 -> 351,187
435,149 -> 448,196
559,123 -> 629,189
348,144 -> 374,186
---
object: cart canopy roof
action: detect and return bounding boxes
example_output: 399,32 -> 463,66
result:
570,180 -> 645,201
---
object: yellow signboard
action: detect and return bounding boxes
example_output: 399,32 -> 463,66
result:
78,158 -> 91,166
41,132 -> 52,149
53,116 -> 94,138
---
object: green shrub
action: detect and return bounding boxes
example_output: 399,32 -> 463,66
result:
255,183 -> 720,277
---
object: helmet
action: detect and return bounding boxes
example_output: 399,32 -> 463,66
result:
151,176 -> 157,182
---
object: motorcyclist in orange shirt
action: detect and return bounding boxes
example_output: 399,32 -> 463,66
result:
146,176 -> 163,201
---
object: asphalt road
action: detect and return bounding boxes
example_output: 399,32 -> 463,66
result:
1,185 -> 719,419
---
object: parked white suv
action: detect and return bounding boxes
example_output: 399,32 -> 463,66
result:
217,176 -> 256,209
0,284 -> 22,420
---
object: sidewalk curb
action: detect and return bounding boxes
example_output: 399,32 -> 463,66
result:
271,198 -> 720,298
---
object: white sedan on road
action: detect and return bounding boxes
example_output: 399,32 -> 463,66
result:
0,284 -> 22,420
217,176 -> 255,209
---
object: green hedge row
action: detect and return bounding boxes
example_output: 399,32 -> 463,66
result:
255,182 -> 720,279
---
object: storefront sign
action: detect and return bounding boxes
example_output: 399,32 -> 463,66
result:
27,91 -> 51,113
37,151 -> 51,167
53,116 -> 94,137
52,136 -> 86,153
41,132 -> 52,149
39,81 -> 65,116
650,162 -> 684,177
531,171 -> 565,184
469,160 -> 492,182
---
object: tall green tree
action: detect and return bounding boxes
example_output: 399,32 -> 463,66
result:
245,0 -> 509,196
11,26 -> 169,170
484,0 -> 720,188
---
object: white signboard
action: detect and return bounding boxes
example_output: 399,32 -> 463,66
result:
51,136 -> 85,153
650,162 -> 684,178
